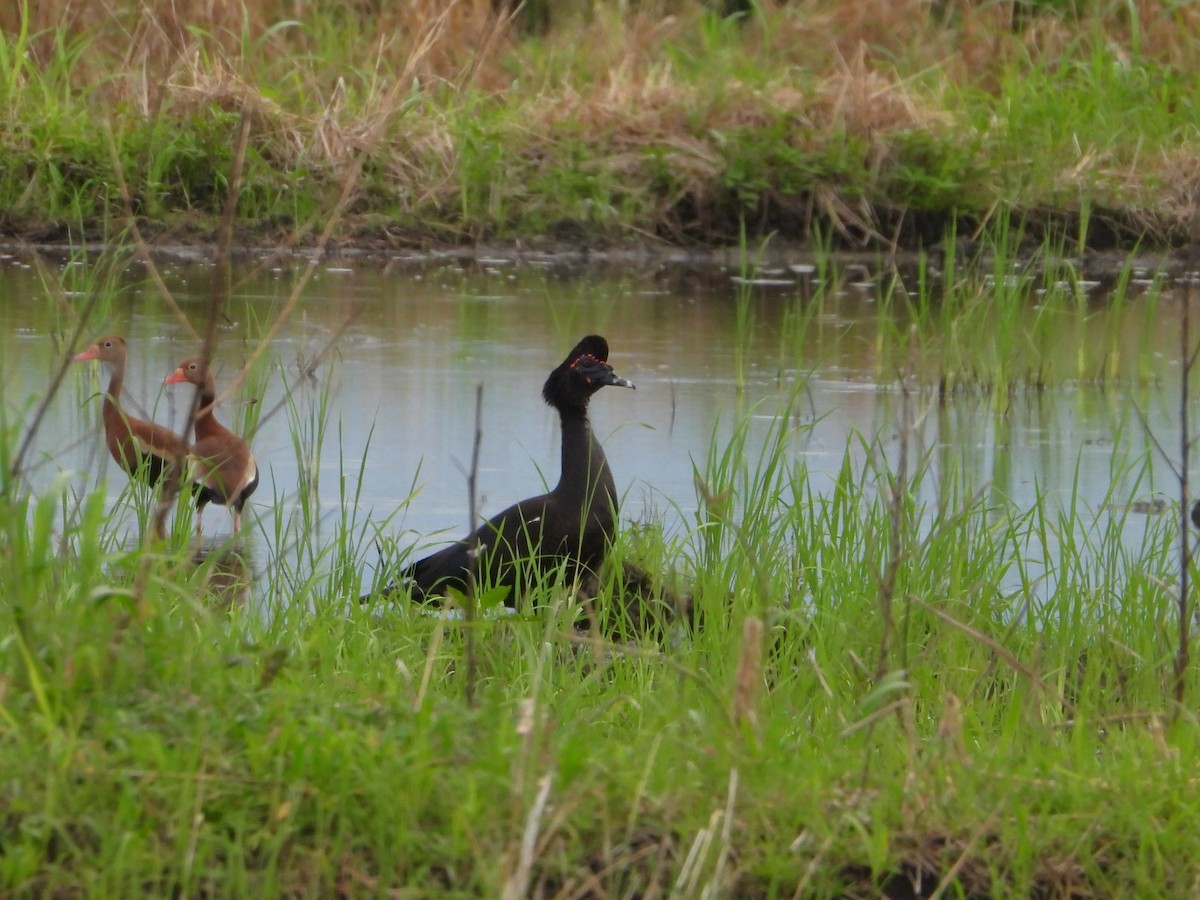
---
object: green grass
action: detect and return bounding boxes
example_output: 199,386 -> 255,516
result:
2,1 -> 1200,246
719,218 -> 1169,398
5,346 -> 1200,895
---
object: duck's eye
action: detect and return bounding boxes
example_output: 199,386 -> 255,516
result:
103,341 -> 112,348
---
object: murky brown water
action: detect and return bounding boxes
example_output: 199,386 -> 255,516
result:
2,248 -> 1196,591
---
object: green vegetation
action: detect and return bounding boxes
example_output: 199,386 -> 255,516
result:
5,231 -> 1200,895
2,0 -> 1199,248
5,364 -> 1200,896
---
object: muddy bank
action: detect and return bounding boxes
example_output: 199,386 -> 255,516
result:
3,221 -> 1197,284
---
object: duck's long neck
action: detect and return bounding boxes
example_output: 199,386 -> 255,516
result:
191,382 -> 223,439
556,407 -> 616,511
101,363 -> 125,422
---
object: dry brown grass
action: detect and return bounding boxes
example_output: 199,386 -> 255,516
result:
6,0 -> 1192,132
3,0 -> 1198,244
1,0 -> 511,81
1143,149 -> 1200,238
7,0 -> 1199,95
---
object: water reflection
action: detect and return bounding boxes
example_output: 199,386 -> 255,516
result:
191,545 -> 253,611
0,249 -> 1196,601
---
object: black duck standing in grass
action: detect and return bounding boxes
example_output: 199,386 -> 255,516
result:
373,334 -> 635,607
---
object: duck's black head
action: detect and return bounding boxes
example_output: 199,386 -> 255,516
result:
543,335 -> 635,413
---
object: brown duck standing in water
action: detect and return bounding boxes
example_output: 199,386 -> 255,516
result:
74,336 -> 189,486
165,357 -> 259,535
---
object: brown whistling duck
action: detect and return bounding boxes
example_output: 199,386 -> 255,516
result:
165,357 -> 259,535
376,334 -> 635,606
74,336 -> 190,485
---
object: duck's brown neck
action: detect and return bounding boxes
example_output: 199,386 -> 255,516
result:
101,363 -> 126,423
191,382 -> 224,439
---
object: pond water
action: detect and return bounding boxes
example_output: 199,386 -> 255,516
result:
1,247 -> 1197,595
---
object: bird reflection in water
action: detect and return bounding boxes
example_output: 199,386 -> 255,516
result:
190,543 -> 253,611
